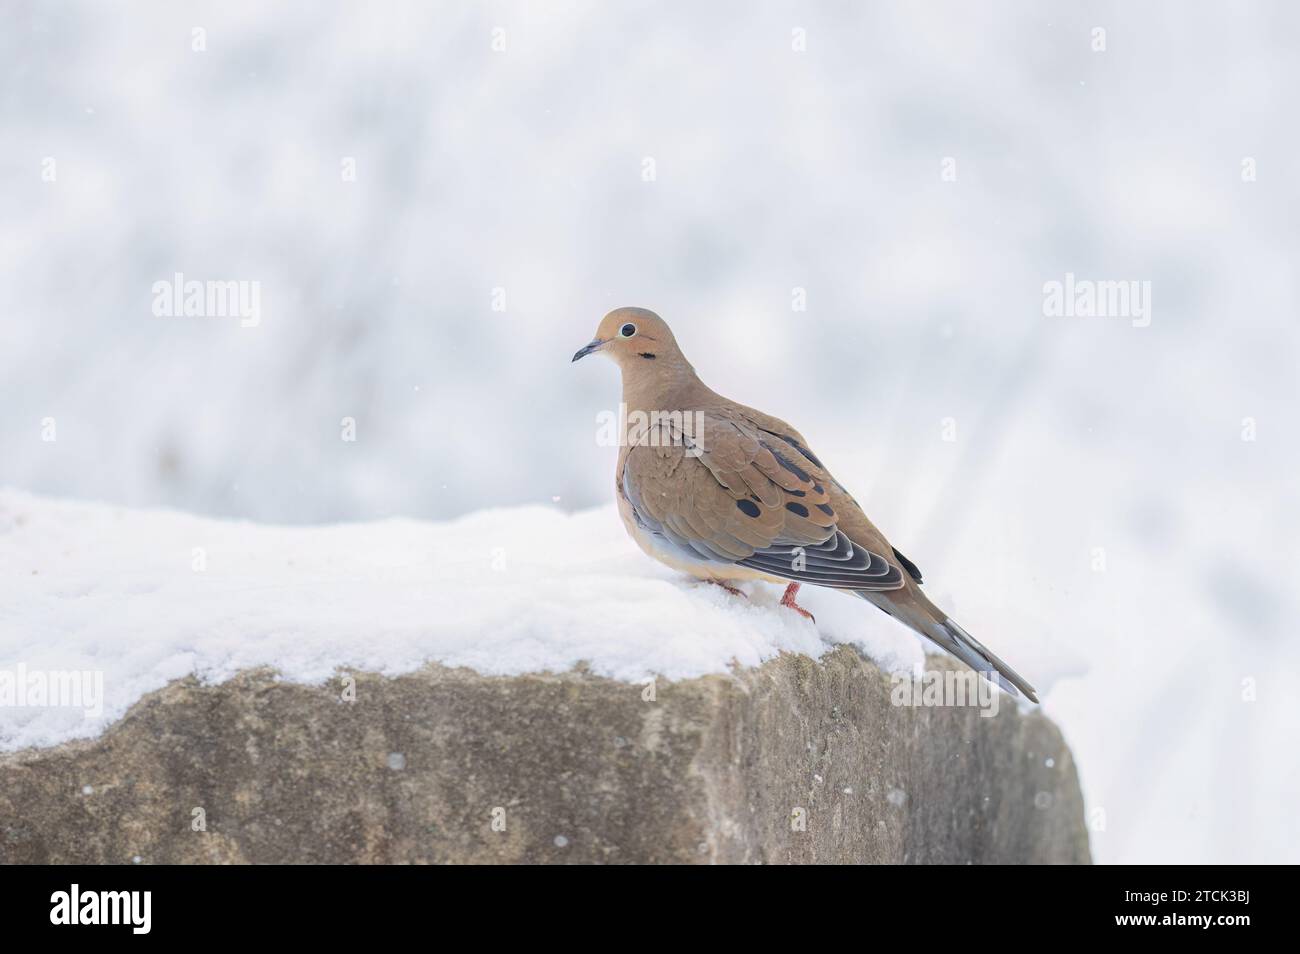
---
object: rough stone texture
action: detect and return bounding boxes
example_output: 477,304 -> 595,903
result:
0,647 -> 1090,864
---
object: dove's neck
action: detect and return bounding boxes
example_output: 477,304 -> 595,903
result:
620,359 -> 716,417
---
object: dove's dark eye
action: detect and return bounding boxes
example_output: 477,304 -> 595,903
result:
619,323 -> 637,338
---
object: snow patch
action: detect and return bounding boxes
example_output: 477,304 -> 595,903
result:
0,489 -> 936,751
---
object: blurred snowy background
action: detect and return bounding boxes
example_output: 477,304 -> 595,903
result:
2,1 -> 1297,863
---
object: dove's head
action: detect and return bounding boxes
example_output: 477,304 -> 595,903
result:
572,307 -> 689,371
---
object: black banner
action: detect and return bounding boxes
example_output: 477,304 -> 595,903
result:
0,864 -> 1269,941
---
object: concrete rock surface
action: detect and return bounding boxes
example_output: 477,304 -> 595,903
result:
0,647 -> 1089,864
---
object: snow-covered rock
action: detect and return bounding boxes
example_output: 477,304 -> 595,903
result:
0,490 -> 1089,862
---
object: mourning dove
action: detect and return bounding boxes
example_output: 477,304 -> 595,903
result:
573,307 -> 1038,701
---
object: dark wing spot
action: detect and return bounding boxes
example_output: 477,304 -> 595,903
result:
892,547 -> 923,584
787,488 -> 806,497
785,436 -> 825,469
759,429 -> 826,469
813,484 -> 824,494
785,502 -> 810,518
816,503 -> 834,517
737,499 -> 762,518
768,448 -> 810,483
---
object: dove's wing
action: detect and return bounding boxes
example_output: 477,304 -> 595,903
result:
619,410 -> 904,590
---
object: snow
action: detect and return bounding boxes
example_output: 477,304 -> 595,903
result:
0,488 -> 949,751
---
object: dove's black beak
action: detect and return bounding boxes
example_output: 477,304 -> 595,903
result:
571,338 -> 605,362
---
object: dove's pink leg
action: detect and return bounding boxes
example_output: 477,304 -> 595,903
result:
780,583 -> 815,622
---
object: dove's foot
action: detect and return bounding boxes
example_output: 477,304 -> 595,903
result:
706,579 -> 748,598
779,583 -> 815,622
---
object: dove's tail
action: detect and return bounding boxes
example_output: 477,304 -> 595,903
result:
858,584 -> 1038,703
